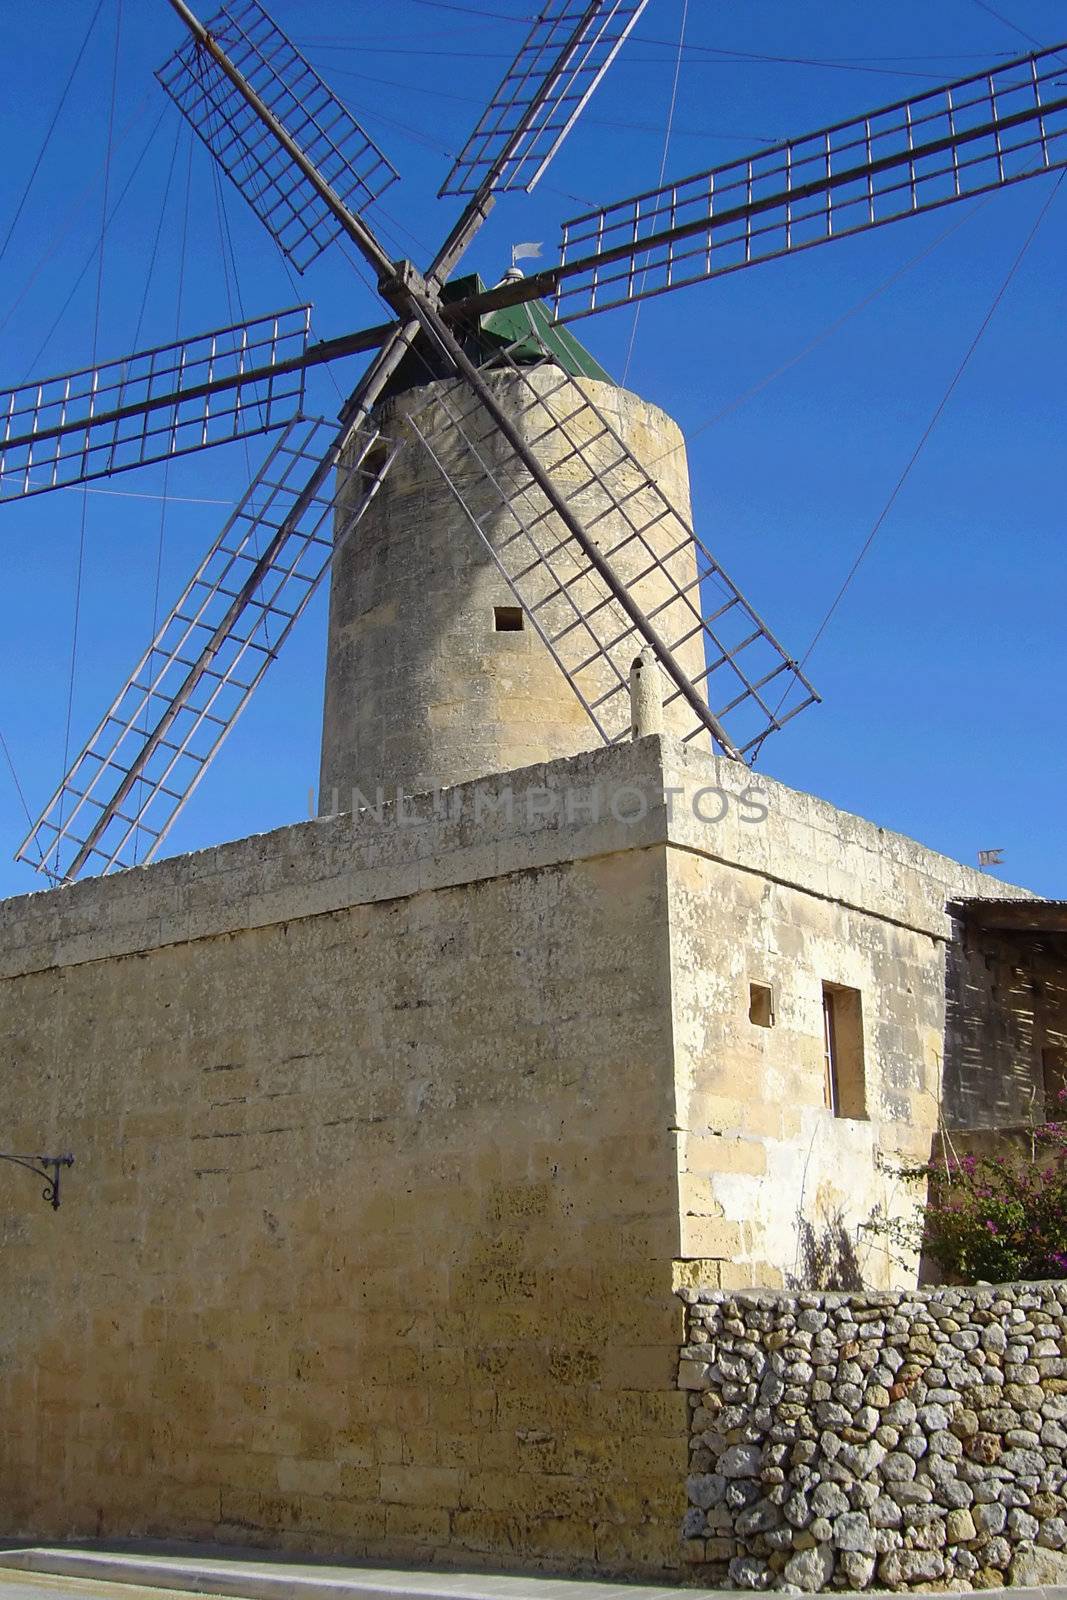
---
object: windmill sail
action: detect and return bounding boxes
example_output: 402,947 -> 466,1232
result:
440,0 -> 651,197
19,419 -> 401,883
551,42 -> 1067,319
0,306 -> 311,502
157,0 -> 399,272
406,342 -> 817,758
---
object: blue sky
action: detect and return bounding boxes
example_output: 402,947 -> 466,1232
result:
0,0 -> 1064,901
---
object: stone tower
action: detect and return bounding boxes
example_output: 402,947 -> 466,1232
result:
319,277 -> 703,807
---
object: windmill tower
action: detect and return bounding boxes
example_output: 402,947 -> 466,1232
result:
3,0 -> 1066,881
318,289 -> 710,804
4,7 -> 1067,1577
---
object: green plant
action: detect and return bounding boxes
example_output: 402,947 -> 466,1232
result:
871,1090 -> 1067,1284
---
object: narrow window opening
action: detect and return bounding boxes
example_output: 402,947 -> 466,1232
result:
822,982 -> 867,1119
359,442 -> 389,486
749,982 -> 774,1028
494,605 -> 524,632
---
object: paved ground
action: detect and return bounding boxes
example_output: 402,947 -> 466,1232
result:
0,1546 -> 1064,1600
0,1576 -> 225,1600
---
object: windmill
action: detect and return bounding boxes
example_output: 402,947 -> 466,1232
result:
6,0 -> 1067,884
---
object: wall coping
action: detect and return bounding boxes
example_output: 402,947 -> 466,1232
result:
678,1278 -> 1067,1307
0,737 -> 1033,980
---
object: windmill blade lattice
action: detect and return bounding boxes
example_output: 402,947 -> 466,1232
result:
19,419 -> 401,883
0,306 -> 311,502
440,0 -> 651,197
35,0 -> 1064,883
406,344 -> 817,758
157,0 -> 399,271
551,41 -> 1067,319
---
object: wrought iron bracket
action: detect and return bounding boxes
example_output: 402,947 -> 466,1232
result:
0,1152 -> 74,1210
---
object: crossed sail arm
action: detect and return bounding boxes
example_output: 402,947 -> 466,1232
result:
440,0 -> 651,198
37,5 -> 1066,881
406,341 -> 817,761
157,0 -> 400,272
0,306 -> 311,502
551,42 -> 1067,319
18,419 -> 401,883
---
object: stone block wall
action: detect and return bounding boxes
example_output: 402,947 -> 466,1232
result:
660,736 -> 1035,1293
319,373 -> 702,805
667,848 -> 946,1293
0,736 -> 1050,1577
0,753 -> 692,1574
680,1282 -> 1067,1591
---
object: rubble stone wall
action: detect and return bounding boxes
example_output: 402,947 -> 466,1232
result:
680,1282 -> 1067,1591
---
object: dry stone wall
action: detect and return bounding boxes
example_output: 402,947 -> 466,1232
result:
680,1282 -> 1067,1591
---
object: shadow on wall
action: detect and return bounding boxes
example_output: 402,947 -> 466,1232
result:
786,1207 -> 864,1292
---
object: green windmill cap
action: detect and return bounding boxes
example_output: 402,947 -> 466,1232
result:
452,272 -> 613,383
379,272 -> 613,401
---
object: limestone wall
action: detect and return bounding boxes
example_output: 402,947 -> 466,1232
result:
319,371 -> 702,807
680,1283 -> 1067,1591
658,739 -> 1036,1294
0,749 -> 691,1572
667,849 -> 947,1293
0,735 -> 1046,1576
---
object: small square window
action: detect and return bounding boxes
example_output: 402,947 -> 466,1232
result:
749,983 -> 774,1028
494,605 -> 524,632
822,983 -> 867,1120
